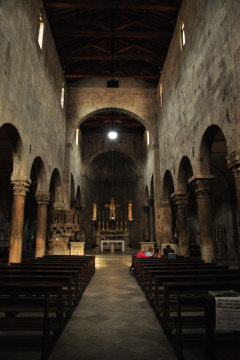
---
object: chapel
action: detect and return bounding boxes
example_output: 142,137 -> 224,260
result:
0,1 -> 240,359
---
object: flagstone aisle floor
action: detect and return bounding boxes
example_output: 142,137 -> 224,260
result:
49,255 -> 178,360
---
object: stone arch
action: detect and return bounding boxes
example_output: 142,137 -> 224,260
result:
84,150 -> 142,179
29,157 -> 47,193
0,124 -> 28,261
70,174 -> 75,209
162,170 -> 175,201
76,186 -> 81,209
22,157 -> 47,259
177,156 -> 193,193
0,123 -> 27,260
49,168 -> 63,206
144,185 -> 150,206
150,175 -> 154,199
176,157 -> 194,257
197,125 -> 228,175
70,107 -> 151,143
83,149 -> 141,248
196,125 -> 237,260
0,123 -> 26,177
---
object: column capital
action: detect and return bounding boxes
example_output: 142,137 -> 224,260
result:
171,193 -> 188,208
11,177 -> 31,196
36,192 -> 50,205
226,151 -> 240,179
190,176 -> 215,198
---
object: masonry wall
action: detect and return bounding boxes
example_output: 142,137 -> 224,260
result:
0,0 -> 66,184
67,79 -> 158,140
158,0 -> 240,182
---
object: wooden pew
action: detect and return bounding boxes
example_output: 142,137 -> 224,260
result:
163,281 -> 240,360
0,295 -> 53,360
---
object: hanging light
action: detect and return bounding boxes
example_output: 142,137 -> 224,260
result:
108,130 -> 118,140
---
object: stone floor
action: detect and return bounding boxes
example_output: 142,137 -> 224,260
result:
49,254 -> 177,360
1,254 -> 240,360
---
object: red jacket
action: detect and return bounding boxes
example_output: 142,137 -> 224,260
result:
136,251 -> 150,258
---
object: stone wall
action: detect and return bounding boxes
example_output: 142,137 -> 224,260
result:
67,78 -> 158,141
158,0 -> 240,183
0,0 -> 66,186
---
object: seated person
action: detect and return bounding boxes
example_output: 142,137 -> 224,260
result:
145,247 -> 154,257
136,248 -> 152,258
163,244 -> 176,259
154,248 -> 162,258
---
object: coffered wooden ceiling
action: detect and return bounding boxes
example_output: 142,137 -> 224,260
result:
43,0 -> 182,84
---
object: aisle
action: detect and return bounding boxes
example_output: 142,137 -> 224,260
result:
49,255 -> 177,360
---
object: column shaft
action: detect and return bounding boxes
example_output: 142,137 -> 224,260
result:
144,206 -> 150,241
35,194 -> 49,258
195,178 -> 215,263
159,200 -> 172,245
172,194 -> 189,257
9,179 -> 30,264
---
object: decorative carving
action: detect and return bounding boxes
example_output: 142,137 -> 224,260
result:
35,193 -> 50,206
194,178 -> 214,198
226,151 -> 240,180
11,178 -> 31,196
171,193 -> 188,209
48,209 -> 81,253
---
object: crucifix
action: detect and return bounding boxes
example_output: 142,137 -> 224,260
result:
104,197 -> 120,220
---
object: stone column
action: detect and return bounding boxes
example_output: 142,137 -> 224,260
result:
63,142 -> 72,208
192,177 -> 215,263
159,199 -> 172,245
148,198 -> 155,242
172,193 -> 189,257
143,205 -> 150,241
153,144 -> 162,247
226,151 -> 240,219
9,177 -> 30,264
226,151 -> 240,257
35,193 -> 50,258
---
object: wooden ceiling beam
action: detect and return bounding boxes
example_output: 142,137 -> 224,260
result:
63,55 -> 164,61
65,74 -> 159,79
53,30 -> 171,40
44,1 -> 179,11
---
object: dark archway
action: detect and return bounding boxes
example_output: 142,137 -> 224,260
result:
23,157 -> 47,259
0,124 -> 25,261
161,170 -> 175,244
198,125 -> 237,259
85,150 -> 140,248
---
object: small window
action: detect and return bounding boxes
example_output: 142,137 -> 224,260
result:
180,21 -> 186,50
38,11 -> 44,49
76,129 -> 79,145
159,83 -> 163,107
61,85 -> 65,108
146,130 -> 150,146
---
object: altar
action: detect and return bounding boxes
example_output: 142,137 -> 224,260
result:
96,230 -> 129,249
100,239 -> 125,253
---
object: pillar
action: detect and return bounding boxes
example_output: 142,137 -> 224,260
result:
148,198 -> 155,242
35,193 -> 50,258
153,144 -> 162,247
192,177 -> 215,263
226,151 -> 240,257
172,193 -> 189,257
159,199 -> 172,245
9,177 -> 30,264
143,205 -> 150,241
